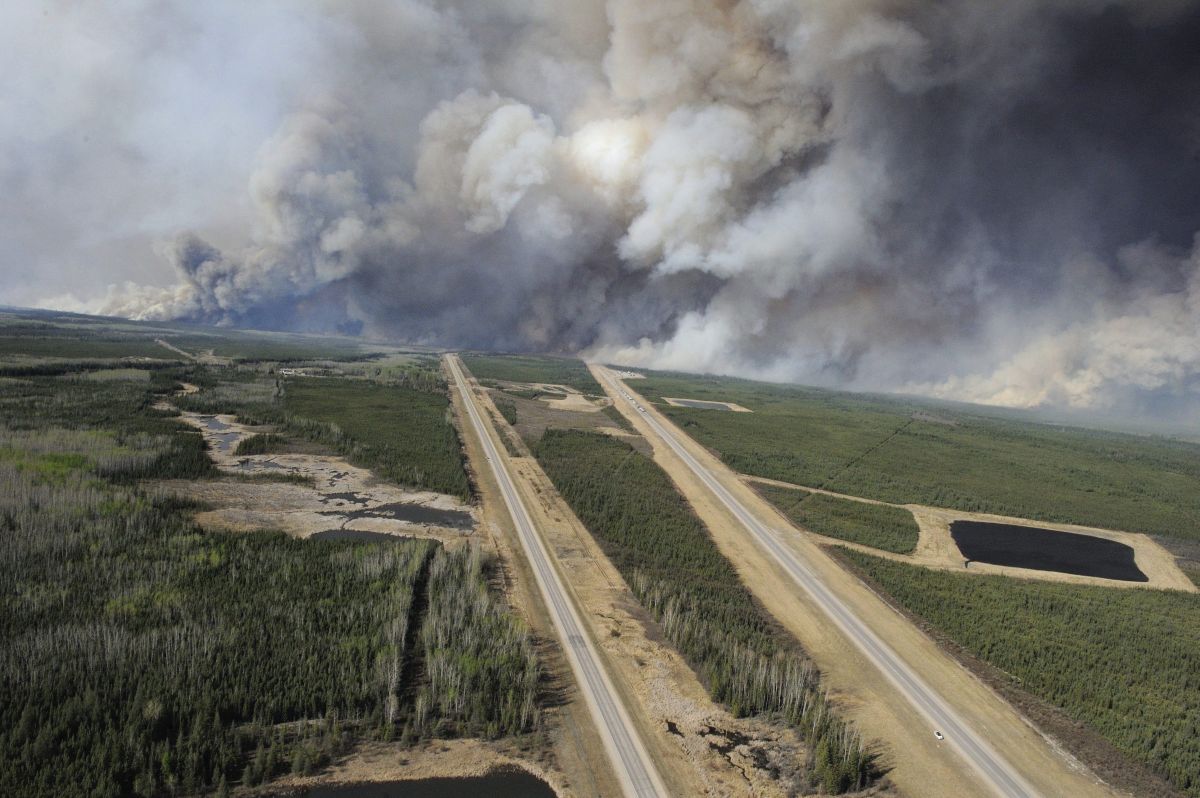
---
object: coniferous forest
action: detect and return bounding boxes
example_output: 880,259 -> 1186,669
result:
840,549 -> 1200,796
534,428 -> 876,793
0,363 -> 539,796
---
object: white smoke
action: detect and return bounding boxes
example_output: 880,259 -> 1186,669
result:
5,0 -> 1200,420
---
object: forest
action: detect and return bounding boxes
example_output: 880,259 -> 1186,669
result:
460,353 -> 602,394
534,429 -> 875,794
0,308 -> 386,364
0,350 -> 540,796
755,484 -> 920,554
839,549 -> 1200,796
633,371 -> 1200,541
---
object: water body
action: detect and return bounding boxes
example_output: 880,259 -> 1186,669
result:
951,521 -> 1148,582
198,416 -> 242,452
300,770 -> 556,798
318,501 -> 473,529
364,503 -> 473,529
669,398 -> 733,411
310,530 -> 409,543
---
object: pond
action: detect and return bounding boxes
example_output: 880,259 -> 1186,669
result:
317,500 -> 473,529
299,769 -> 556,798
951,521 -> 1148,582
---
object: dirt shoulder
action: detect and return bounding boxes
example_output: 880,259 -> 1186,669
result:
257,738 -> 563,796
461,357 -> 839,797
828,547 -> 1186,798
446,358 -> 620,798
593,364 -> 1120,798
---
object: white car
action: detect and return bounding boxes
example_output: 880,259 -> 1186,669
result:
934,730 -> 945,741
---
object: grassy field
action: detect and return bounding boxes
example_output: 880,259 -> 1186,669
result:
534,429 -> 874,793
461,353 -> 601,394
757,484 -> 920,554
839,549 -> 1200,796
631,371 -> 1200,541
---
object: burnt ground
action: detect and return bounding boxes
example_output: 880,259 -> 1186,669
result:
951,521 -> 1148,582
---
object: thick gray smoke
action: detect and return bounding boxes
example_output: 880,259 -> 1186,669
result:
8,1 -> 1200,421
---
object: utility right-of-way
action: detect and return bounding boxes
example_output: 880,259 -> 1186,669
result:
593,364 -> 1041,798
447,355 -> 667,798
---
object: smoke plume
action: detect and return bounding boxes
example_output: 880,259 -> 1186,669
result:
7,0 -> 1200,421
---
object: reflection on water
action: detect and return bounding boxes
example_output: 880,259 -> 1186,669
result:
300,769 -> 556,798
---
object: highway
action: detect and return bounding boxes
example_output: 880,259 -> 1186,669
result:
447,355 -> 667,798
594,365 -> 1040,798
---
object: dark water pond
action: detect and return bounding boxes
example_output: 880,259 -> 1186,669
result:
951,521 -> 1148,582
198,416 -> 241,452
670,398 -> 733,410
300,770 -> 556,798
200,415 -> 231,431
310,530 -> 410,543
367,503 -> 473,529
318,500 -> 473,529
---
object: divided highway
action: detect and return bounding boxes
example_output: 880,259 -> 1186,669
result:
447,356 -> 667,798
594,365 -> 1040,798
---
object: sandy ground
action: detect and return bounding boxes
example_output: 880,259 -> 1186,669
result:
155,338 -> 232,365
260,738 -> 564,796
160,409 -> 475,544
594,364 -> 1122,798
545,392 -> 604,413
745,475 -> 1196,593
465,363 -> 854,797
662,397 -> 753,413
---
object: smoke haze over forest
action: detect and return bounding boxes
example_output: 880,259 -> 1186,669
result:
4,0 -> 1200,422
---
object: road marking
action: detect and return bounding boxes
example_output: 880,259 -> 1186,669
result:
595,365 -> 1040,798
447,356 -> 667,798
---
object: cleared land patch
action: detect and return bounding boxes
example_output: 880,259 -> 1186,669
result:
663,397 -> 752,412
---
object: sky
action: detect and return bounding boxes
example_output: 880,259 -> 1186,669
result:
3,0 -> 1200,423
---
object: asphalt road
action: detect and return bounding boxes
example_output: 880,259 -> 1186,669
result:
595,365 -> 1040,798
447,356 -> 667,798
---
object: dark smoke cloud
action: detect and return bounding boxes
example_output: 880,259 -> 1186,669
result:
7,1 -> 1200,420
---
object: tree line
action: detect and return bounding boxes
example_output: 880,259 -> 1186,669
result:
534,428 -> 876,793
0,368 -> 540,796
